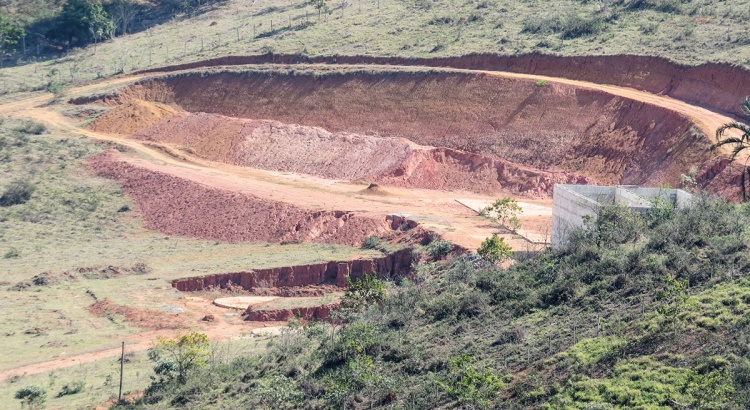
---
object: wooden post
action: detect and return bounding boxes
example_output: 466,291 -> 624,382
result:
118,341 -> 124,402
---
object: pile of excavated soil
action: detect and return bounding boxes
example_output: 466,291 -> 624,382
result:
130,111 -> 591,196
130,112 -> 415,180
88,99 -> 177,134
86,150 -> 392,246
110,71 -> 714,188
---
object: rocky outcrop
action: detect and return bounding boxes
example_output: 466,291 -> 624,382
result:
171,247 -> 414,292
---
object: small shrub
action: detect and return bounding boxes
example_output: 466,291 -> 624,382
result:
4,248 -> 20,259
14,121 -> 46,135
535,80 -> 547,87
15,385 -> 47,409
437,354 -> 505,407
56,380 -> 84,397
362,235 -> 381,250
477,233 -> 513,263
0,179 -> 35,207
46,82 -> 64,94
427,240 -> 452,259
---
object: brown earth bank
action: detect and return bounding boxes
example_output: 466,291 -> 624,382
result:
86,150 -> 407,246
171,247 -> 415,292
133,53 -> 750,120
88,99 -> 177,134
92,70 -> 715,189
128,111 -> 592,196
245,303 -> 337,321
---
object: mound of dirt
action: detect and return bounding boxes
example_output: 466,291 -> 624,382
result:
359,183 -> 391,196
130,111 -> 591,196
86,150 -> 393,246
110,71 -> 715,189
130,112 -> 415,180
88,99 -> 177,134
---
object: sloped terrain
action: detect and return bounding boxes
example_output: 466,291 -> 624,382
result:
87,150 -> 396,246
88,67 -> 723,197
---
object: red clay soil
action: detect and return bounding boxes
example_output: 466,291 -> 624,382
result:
171,247 -> 414,291
88,99 -> 177,134
86,150 -> 396,246
129,111 -> 592,196
245,303 -> 337,321
88,299 -> 188,330
134,53 -> 750,119
109,70 -> 714,189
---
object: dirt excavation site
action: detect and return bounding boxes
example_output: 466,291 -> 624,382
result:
1,54 -> 748,380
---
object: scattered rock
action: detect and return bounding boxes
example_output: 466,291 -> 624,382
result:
201,314 -> 215,322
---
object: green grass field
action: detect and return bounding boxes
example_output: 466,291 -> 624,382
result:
2,0 -> 750,95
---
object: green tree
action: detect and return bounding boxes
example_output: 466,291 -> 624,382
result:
0,15 -> 25,54
711,98 -> 750,200
477,233 -> 513,263
148,331 -> 210,383
14,385 -> 47,409
308,0 -> 330,20
480,197 -> 522,233
46,0 -> 114,46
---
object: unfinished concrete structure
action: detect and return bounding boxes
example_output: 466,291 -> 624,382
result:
552,185 -> 693,247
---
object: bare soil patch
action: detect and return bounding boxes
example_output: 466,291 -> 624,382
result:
86,150 -> 394,246
87,299 -> 188,330
111,69 -> 716,190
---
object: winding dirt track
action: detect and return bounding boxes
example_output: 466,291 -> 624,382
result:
0,62 -> 741,380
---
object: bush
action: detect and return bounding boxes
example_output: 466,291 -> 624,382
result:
427,240 -> 452,259
15,385 -> 46,409
477,233 -> 513,263
56,380 -> 84,397
14,121 -> 46,135
362,235 -> 381,250
0,179 -> 35,207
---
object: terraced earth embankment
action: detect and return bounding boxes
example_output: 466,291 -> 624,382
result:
83,66 -> 728,198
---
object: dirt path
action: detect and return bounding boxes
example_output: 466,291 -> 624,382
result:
0,296 -> 283,382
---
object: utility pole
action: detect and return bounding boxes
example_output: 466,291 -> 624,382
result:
118,341 -> 125,402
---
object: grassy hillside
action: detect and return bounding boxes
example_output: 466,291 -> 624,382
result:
2,0 -> 750,94
116,196 -> 750,409
0,117 -> 377,371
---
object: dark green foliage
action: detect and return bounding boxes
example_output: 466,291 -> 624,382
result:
0,14 -> 25,53
426,239 -> 452,259
14,385 -> 46,409
45,0 -> 114,46
56,380 -> 84,397
0,179 -> 35,206
121,195 -> 750,409
522,13 -> 606,39
340,273 -> 385,310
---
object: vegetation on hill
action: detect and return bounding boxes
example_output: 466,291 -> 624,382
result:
2,0 -> 750,93
114,195 -> 750,408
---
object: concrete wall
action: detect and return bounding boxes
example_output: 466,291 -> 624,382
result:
552,185 -> 692,247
